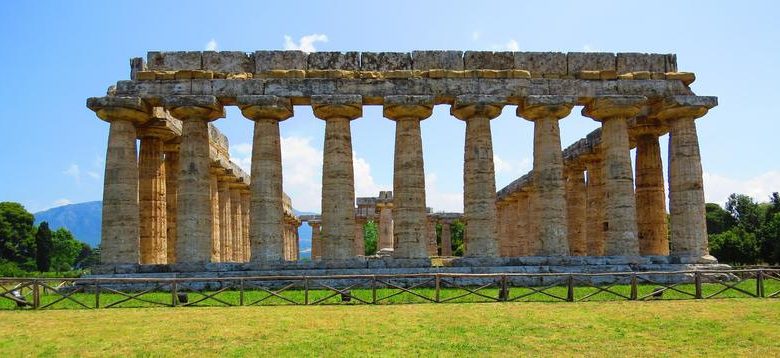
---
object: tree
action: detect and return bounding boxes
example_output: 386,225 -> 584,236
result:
363,221 -> 378,255
709,227 -> 760,265
50,228 -> 82,272
705,203 -> 734,235
35,221 -> 53,272
450,220 -> 465,256
0,202 -> 36,267
725,194 -> 762,233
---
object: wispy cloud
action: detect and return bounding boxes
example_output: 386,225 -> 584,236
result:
425,172 -> 462,212
471,31 -> 481,41
703,170 -> 780,206
283,34 -> 328,53
582,44 -> 598,52
505,39 -> 519,51
52,198 -> 72,207
63,164 -> 80,183
205,39 -> 218,51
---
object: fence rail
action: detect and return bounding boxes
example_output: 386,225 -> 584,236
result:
1,268 -> 778,310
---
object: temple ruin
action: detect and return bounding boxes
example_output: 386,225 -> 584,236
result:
87,50 -> 719,275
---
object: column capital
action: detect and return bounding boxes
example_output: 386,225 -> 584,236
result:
383,95 -> 434,120
312,95 -> 362,120
237,95 -> 293,121
87,96 -> 151,124
516,95 -> 576,121
582,95 -> 646,121
137,119 -> 178,141
451,95 -> 505,120
162,95 -> 224,122
652,95 -> 718,121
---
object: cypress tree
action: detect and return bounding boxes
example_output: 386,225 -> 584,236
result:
35,221 -> 53,272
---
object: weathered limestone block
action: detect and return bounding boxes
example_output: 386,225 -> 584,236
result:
514,52 -> 567,77
203,51 -> 254,73
254,51 -> 308,72
616,53 -> 667,74
565,165 -> 587,256
310,221 -> 322,259
654,96 -> 717,257
583,96 -> 646,256
634,127 -> 669,255
147,51 -> 202,71
567,52 -> 616,74
384,95 -> 434,259
440,221 -> 453,256
517,95 -> 575,256
307,52 -> 360,70
354,218 -> 366,256
361,52 -> 412,71
236,95 -> 293,263
451,95 -> 503,257
464,51 -> 514,70
496,201 -> 510,256
313,95 -> 362,260
426,216 -> 438,256
412,51 -> 464,70
87,96 -> 151,265
138,136 -> 167,264
514,191 -> 531,256
164,150 -> 178,263
377,203 -> 394,253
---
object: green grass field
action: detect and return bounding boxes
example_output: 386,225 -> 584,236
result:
0,299 -> 778,356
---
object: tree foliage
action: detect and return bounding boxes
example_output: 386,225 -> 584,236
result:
0,202 -> 36,267
363,221 -> 378,255
50,228 -> 83,272
35,221 -> 53,271
705,203 -> 734,235
708,192 -> 780,265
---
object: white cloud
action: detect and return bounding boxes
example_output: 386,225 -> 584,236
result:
86,171 -> 100,180
283,34 -> 328,53
63,164 -> 80,183
582,44 -> 597,52
505,39 -> 519,51
703,170 -> 780,206
52,198 -> 72,207
471,31 -> 481,41
205,39 -> 218,51
353,153 -> 387,198
425,173 -> 462,212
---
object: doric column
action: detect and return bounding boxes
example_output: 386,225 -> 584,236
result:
633,123 -> 669,255
451,95 -> 504,257
164,147 -> 179,264
518,95 -> 576,255
217,176 -> 233,261
87,97 -> 151,265
654,96 -> 718,257
209,168 -> 222,262
439,220 -> 453,256
240,189 -> 250,262
583,154 -> 606,256
583,96 -> 646,256
229,185 -> 244,262
565,163 -> 587,256
310,220 -> 322,260
376,202 -> 394,253
163,95 -> 224,264
237,95 -> 293,263
138,133 -> 168,264
426,215 -> 438,256
312,95 -> 362,260
292,219 -> 301,261
383,95 -> 434,258
514,191 -> 531,256
496,201 -> 509,256
354,217 -> 366,256
526,187 -> 541,255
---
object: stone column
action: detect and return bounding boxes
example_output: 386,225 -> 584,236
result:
217,176 -> 233,262
312,95 -> 362,260
137,133 -> 168,264
230,185 -> 244,262
426,216 -> 438,256
451,95 -> 504,257
384,95 -> 434,258
87,97 -> 150,265
376,202 -> 394,254
354,217 -> 366,256
440,220 -> 453,256
164,147 -> 179,264
518,95 -> 576,256
583,96 -> 646,256
515,191 -> 531,256
496,201 -> 509,256
584,155 -> 606,256
240,190 -> 250,262
504,199 -> 521,257
633,124 -> 669,256
565,164 -> 587,256
209,168 -> 222,262
526,188 -> 541,255
310,221 -> 322,260
655,96 -> 718,257
237,95 -> 293,263
292,219 -> 301,261
164,96 -> 224,264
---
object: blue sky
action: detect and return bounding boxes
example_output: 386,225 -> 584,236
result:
1,0 -> 778,213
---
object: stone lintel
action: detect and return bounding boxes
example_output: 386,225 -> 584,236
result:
254,50 -> 307,72
307,51 -> 360,70
567,52 -> 616,74
383,95 -> 434,120
203,51 -> 254,73
514,52 -> 567,77
162,95 -> 224,121
653,95 -> 718,121
360,52 -> 412,71
464,51 -> 514,70
147,51 -> 202,71
516,95 -> 577,121
87,96 -> 151,124
411,51 -> 464,70
236,95 -> 293,121
312,95 -> 363,120
582,95 -> 647,121
450,95 -> 505,120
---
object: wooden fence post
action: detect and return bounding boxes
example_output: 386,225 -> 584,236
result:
435,274 -> 441,303
94,279 -> 100,309
757,270 -> 765,298
304,277 -> 309,305
694,271 -> 703,299
371,275 -> 377,305
171,280 -> 178,307
32,279 -> 40,309
239,279 -> 245,306
630,273 -> 638,301
566,275 -> 574,302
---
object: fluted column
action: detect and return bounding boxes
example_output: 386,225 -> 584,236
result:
209,168 -> 222,262
504,199 -> 521,257
164,95 -> 224,264
293,219 -> 301,261
236,95 -> 293,263
565,164 -> 587,256
138,134 -> 168,264
310,221 -> 322,260
240,190 -> 250,262
633,124 -> 669,255
87,97 -> 151,265
583,155 -> 606,256
376,203 -> 394,253
583,96 -> 646,256
354,217 -> 366,256
515,191 -> 531,256
229,185 -> 244,262
451,95 -> 504,257
655,96 -> 718,257
518,95 -> 575,255
496,202 -> 509,256
383,95 -> 434,258
312,95 -> 362,260
526,188 -> 541,255
217,176 -> 233,261
440,220 -> 453,256
426,216 -> 438,256
164,148 -> 179,263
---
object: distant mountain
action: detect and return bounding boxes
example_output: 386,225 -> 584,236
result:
34,201 -> 102,247
34,201 -> 319,256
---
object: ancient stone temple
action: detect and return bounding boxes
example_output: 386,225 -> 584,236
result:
88,50 -> 718,275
